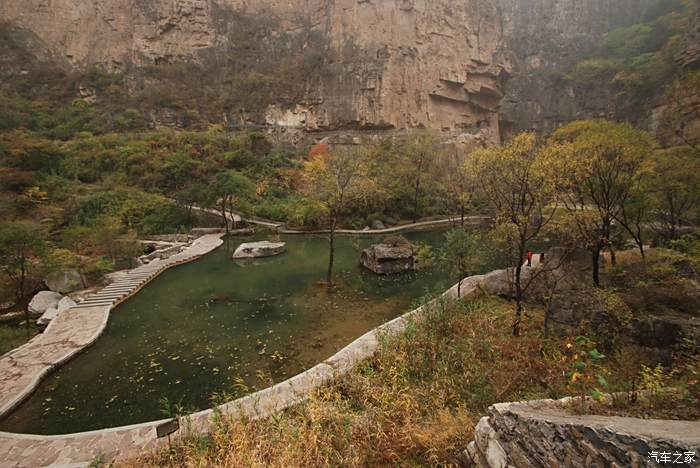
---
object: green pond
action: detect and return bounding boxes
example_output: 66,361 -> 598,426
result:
0,229 -> 496,435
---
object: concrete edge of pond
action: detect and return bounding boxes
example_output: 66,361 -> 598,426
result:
0,242 -> 532,468
0,234 -> 226,425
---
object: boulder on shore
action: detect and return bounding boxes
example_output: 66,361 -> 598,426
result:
370,220 -> 386,230
36,307 -> 58,328
44,269 -> 85,294
361,240 -> 415,274
36,296 -> 76,328
233,241 -> 286,259
28,291 -> 63,315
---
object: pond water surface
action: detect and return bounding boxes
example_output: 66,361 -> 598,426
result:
1,229 -> 496,435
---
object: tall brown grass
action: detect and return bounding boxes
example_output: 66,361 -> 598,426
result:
124,297 -> 568,468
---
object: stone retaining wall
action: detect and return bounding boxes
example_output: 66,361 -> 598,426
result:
464,398 -> 700,468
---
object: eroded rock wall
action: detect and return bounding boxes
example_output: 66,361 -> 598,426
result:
0,0 -> 511,142
0,0 -> 674,140
498,0 -> 658,135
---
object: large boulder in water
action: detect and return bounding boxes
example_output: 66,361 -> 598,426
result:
44,269 -> 85,294
233,241 -> 286,259
28,291 -> 63,315
361,237 -> 416,274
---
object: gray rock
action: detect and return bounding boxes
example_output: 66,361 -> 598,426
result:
486,439 -> 508,468
37,296 -> 76,328
370,220 -> 386,230
233,241 -> 286,259
28,291 -> 63,315
36,307 -> 58,328
360,242 -> 415,274
57,296 -> 77,313
44,269 -> 85,294
479,269 -> 512,296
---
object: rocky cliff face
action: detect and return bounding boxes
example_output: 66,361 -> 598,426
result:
0,0 -> 672,141
498,0 -> 658,135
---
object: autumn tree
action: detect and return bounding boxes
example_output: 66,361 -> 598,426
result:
174,183 -> 209,227
301,147 -> 375,286
439,228 -> 481,297
398,131 -> 437,222
644,146 -> 700,241
0,221 -> 47,323
551,120 -> 653,286
439,146 -> 473,226
207,170 -> 255,233
469,133 -> 556,336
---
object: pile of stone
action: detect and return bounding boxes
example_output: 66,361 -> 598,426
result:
139,242 -> 187,264
463,396 -> 699,467
29,291 -> 76,329
360,236 -> 416,274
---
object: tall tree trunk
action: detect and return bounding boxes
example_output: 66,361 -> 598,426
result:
326,214 -> 337,286
220,197 -> 230,233
513,261 -> 523,337
592,246 -> 601,287
638,241 -> 646,260
609,246 -> 617,267
19,258 -> 28,330
413,175 -> 421,223
228,197 -> 237,230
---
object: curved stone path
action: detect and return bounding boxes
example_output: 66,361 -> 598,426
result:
192,204 -> 489,235
0,234 -> 224,465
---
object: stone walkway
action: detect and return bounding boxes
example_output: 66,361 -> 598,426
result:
0,234 -> 224,467
192,204 -> 489,235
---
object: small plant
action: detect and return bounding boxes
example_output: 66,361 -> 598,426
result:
564,336 -> 608,411
641,363 -> 666,405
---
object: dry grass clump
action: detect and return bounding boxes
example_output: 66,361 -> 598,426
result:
125,297 -> 567,468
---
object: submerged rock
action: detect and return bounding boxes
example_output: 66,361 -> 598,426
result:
28,291 -> 63,315
361,239 -> 415,274
233,241 -> 286,259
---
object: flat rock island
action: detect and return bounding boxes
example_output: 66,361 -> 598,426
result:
360,239 -> 416,275
232,241 -> 287,259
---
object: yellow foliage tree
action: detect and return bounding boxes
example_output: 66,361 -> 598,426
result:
469,133 -> 557,336
301,147 -> 376,286
550,120 -> 653,286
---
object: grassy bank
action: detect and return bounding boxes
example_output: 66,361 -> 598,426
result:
0,322 -> 37,355
124,297 -> 570,467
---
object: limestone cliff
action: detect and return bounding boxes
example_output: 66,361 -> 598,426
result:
0,0 -> 681,141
